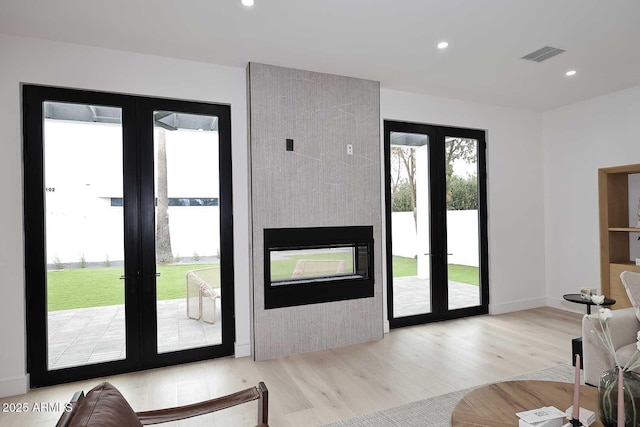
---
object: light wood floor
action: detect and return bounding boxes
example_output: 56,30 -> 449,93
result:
0,307 -> 581,427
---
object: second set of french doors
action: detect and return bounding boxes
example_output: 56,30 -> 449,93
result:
385,120 -> 489,328
24,85 -> 235,387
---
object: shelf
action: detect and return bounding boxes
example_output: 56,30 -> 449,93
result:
600,164 -> 640,175
610,261 -> 640,267
599,163 -> 640,310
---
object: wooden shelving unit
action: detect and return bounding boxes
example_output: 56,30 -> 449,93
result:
599,163 -> 640,309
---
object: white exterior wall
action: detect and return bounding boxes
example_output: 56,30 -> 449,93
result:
542,84 -> 640,311
415,145 -> 430,279
447,211 -> 480,267
43,121 -> 222,264
391,212 -> 418,259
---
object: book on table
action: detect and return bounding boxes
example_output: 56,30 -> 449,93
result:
516,406 -> 565,427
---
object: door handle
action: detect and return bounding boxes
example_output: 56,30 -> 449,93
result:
120,272 -> 160,279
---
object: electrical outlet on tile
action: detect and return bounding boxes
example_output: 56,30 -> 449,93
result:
346,144 -> 353,155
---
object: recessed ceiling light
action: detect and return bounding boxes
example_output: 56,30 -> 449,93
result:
437,41 -> 449,49
241,0 -> 254,6
566,70 -> 577,77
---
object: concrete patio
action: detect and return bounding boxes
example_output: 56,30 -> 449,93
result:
47,298 -> 221,370
393,276 -> 480,317
46,277 -> 480,370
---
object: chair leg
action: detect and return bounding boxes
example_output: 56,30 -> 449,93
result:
214,295 -> 221,324
186,274 -> 202,320
201,293 -> 219,324
258,381 -> 268,425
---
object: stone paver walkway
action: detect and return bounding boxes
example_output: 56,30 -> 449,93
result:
47,298 -> 221,370
392,276 -> 481,317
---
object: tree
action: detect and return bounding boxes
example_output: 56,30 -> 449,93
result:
392,180 -> 413,212
445,138 -> 478,210
444,137 -> 476,185
447,173 -> 478,210
155,128 -> 173,264
389,137 -> 478,224
390,146 -> 416,228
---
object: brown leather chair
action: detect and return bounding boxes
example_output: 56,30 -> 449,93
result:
56,381 -> 268,426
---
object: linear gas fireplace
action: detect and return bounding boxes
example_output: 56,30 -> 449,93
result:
264,226 -> 374,309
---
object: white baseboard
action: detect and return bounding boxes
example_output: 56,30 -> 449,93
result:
0,375 -> 28,398
234,341 -> 251,358
489,297 -> 546,315
546,296 -> 590,315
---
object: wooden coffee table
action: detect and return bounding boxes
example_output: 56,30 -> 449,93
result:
451,380 -> 603,426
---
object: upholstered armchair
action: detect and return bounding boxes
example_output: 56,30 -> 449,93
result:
582,271 -> 640,386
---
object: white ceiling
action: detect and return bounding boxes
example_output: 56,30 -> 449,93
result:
2,0 -> 640,111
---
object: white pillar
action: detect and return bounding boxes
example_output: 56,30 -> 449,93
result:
415,145 -> 430,279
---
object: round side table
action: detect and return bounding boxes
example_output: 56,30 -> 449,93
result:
563,293 -> 616,369
562,293 -> 615,315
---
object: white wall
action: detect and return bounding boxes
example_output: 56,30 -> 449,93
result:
0,33 -> 553,397
0,35 -> 250,397
542,84 -> 640,311
381,89 -> 546,323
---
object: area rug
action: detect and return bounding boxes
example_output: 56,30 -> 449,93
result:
321,363 -> 578,427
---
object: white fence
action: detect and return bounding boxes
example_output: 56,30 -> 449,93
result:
48,208 -> 477,267
391,211 -> 479,267
45,195 -> 220,265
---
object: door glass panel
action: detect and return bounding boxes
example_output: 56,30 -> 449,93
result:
44,101 -> 126,370
445,137 -> 481,310
153,111 -> 223,353
390,132 -> 432,317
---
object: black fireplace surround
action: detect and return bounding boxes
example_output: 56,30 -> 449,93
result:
263,226 -> 374,309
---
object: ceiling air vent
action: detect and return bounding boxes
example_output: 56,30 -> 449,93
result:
521,46 -> 566,63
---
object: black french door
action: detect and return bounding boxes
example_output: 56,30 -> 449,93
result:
24,85 -> 234,387
384,120 -> 489,328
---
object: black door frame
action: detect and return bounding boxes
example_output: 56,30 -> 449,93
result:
23,84 -> 235,387
384,120 -> 489,329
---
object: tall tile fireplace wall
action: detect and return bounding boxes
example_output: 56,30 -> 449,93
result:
248,63 -> 383,360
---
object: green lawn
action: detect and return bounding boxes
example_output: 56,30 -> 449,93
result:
446,263 -> 480,286
47,263 -> 218,311
393,256 -> 478,286
392,256 -> 417,276
47,256 -> 479,311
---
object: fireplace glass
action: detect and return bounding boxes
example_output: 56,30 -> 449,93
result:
264,226 -> 374,309
270,244 -> 369,285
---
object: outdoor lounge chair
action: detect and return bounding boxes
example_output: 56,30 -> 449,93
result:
291,259 -> 346,278
186,266 -> 220,324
